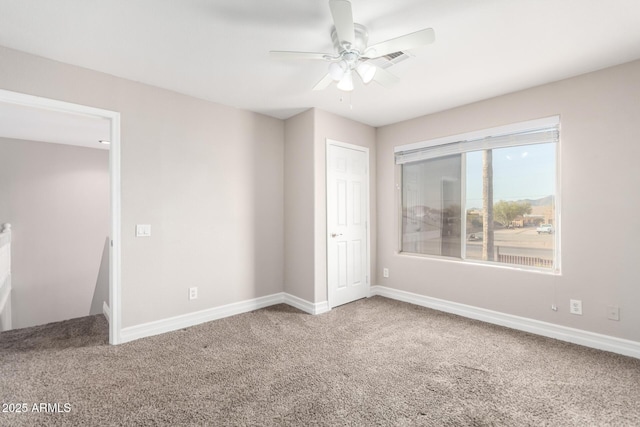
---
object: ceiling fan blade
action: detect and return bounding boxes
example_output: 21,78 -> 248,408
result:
329,0 -> 355,47
313,74 -> 334,91
270,51 -> 332,60
372,66 -> 400,87
366,28 -> 435,59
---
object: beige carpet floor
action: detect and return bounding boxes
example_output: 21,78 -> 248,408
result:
1,296 -> 639,426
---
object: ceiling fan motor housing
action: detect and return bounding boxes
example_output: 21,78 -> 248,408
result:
331,23 -> 369,59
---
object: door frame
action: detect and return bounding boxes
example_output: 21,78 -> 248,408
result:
0,89 -> 122,344
326,138 -> 371,309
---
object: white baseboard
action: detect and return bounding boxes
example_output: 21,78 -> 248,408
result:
370,285 -> 640,360
119,292 -> 329,344
284,293 -> 331,315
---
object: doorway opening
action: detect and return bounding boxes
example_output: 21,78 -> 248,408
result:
0,89 -> 121,344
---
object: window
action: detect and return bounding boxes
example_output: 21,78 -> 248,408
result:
397,117 -> 559,272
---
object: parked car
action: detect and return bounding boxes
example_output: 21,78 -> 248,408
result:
536,224 -> 554,234
467,233 -> 482,241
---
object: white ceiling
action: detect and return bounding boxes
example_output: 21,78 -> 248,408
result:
0,101 -> 111,150
1,0 -> 640,127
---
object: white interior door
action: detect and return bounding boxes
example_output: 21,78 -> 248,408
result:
327,141 -> 369,308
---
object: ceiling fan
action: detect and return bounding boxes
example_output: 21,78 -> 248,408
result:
270,0 -> 435,92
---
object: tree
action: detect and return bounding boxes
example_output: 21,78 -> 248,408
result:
482,150 -> 494,261
493,201 -> 532,227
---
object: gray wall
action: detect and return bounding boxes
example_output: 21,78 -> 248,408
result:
376,59 -> 640,342
283,109 -> 315,301
0,45 -> 284,328
89,237 -> 110,316
0,137 -> 109,329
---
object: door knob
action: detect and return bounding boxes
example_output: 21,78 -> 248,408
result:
331,233 -> 343,238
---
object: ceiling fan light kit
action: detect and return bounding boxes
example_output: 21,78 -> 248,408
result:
357,62 -> 376,84
270,0 -> 435,93
329,61 -> 348,81
336,70 -> 354,91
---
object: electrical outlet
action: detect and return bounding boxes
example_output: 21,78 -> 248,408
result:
189,287 -> 198,300
569,299 -> 582,315
551,304 -> 558,312
607,305 -> 620,321
383,268 -> 389,278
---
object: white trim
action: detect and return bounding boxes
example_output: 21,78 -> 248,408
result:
120,294 -> 284,344
102,301 -> 111,323
0,89 -> 122,345
0,275 -> 11,330
0,279 -> 10,332
0,89 -> 120,121
109,111 -> 122,344
0,224 -> 11,331
326,139 -> 369,153
0,226 -> 10,245
394,115 -> 560,153
0,275 -> 10,310
554,119 -> 563,274
284,293 -> 330,315
119,293 -> 328,344
326,139 -> 371,310
370,286 -> 640,360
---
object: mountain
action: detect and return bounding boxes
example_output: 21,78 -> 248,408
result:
519,195 -> 554,206
467,195 -> 554,211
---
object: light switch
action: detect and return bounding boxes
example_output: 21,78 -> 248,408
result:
136,224 -> 151,237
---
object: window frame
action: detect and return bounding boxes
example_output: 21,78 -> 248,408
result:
395,117 -> 561,275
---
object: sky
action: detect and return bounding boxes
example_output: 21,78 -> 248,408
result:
466,142 -> 556,208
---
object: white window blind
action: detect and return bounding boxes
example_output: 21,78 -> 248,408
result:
395,116 -> 559,165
